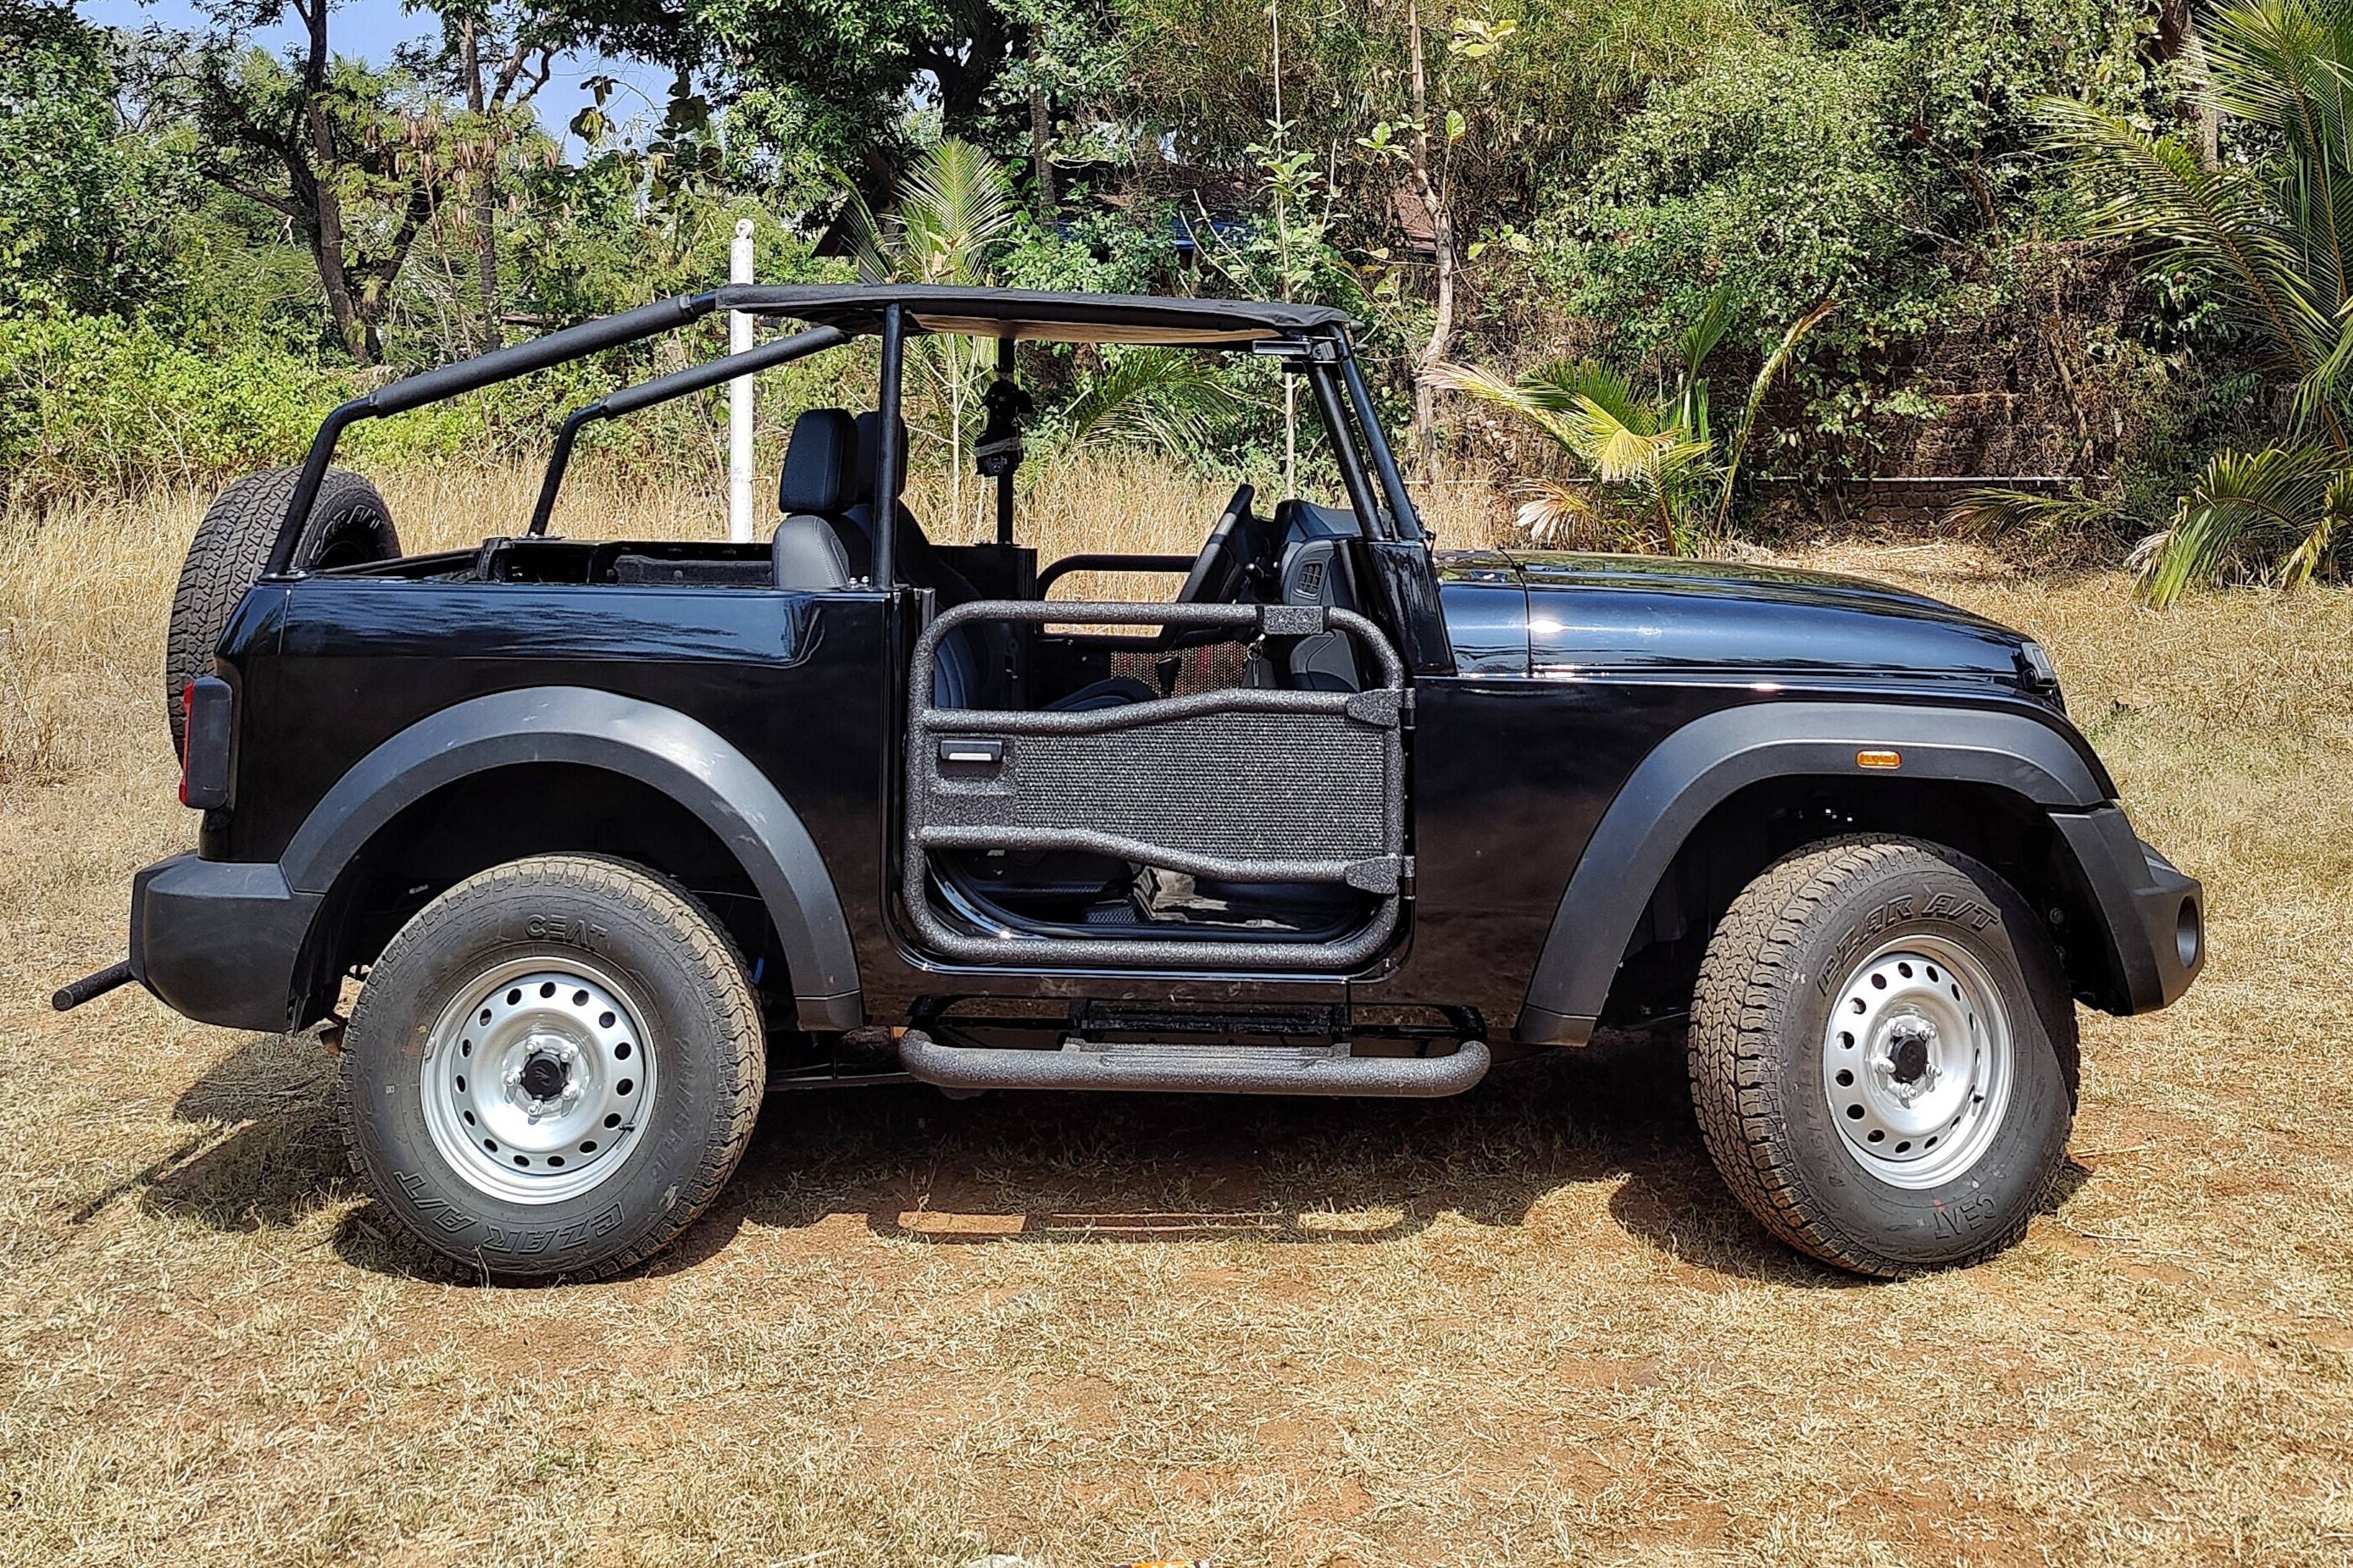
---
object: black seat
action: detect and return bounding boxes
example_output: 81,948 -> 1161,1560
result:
772,515 -> 851,590
773,408 -> 860,590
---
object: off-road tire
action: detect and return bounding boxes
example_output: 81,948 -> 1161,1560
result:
340,855 -> 765,1282
1687,835 -> 2077,1277
165,466 -> 399,757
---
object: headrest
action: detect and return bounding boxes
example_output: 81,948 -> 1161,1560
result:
778,408 -> 856,514
851,410 -> 908,503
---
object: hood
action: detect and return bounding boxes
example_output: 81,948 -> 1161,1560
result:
1446,551 -> 2044,694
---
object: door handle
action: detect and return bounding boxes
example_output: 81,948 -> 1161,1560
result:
938,737 -> 1004,767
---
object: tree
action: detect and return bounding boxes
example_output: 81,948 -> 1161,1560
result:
415,1 -> 567,351
675,0 -> 1119,191
1356,7 -> 1517,468
157,1 -> 461,362
843,137 -> 1021,529
1964,0 -> 2353,601
0,3 -> 192,319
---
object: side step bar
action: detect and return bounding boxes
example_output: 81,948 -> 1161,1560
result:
897,1030 -> 1491,1099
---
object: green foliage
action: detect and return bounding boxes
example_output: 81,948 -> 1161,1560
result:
0,0 -> 2326,603
2040,0 -> 2353,601
0,9 -> 198,319
1538,42 -> 1907,352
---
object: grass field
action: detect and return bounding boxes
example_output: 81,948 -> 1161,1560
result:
3,470 -> 2350,1566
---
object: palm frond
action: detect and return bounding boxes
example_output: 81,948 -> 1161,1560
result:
887,137 -> 1016,285
1712,297 -> 1834,532
2279,468 -> 2353,583
1053,348 -> 1254,456
1565,394 -> 1690,485
1675,282 -> 1740,384
2203,0 -> 2353,310
2135,443 -> 2344,605
1429,359 -> 1602,453
1945,485 -> 2124,536
2038,97 -> 2336,401
1528,359 -> 1655,430
1508,476 -> 1607,545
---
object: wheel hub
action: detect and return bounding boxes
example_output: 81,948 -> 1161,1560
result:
419,961 -> 657,1205
1873,1017 -> 1941,1104
515,1044 -> 573,1105
1821,939 -> 2015,1188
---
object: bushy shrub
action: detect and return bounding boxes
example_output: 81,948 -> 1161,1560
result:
0,314 -> 349,500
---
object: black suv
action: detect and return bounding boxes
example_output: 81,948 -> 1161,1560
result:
58,284 -> 2205,1282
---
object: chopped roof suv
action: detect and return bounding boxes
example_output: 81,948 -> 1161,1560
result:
55,285 -> 2206,1282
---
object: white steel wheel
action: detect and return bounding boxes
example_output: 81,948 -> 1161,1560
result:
1818,936 -> 2015,1188
419,957 -> 659,1204
341,855 -> 763,1282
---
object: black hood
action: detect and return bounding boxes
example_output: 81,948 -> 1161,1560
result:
1443,551 -> 2043,695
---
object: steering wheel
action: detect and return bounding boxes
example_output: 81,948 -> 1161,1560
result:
1174,484 -> 1255,606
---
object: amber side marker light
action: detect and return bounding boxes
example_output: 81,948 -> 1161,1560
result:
1856,749 -> 1903,769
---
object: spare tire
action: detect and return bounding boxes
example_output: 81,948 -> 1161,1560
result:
165,466 -> 400,757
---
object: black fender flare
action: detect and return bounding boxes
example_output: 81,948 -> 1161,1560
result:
1512,701 -> 2111,1045
280,685 -> 863,1030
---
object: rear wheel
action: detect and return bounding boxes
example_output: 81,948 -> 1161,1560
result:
1686,836 -> 2077,1277
166,466 -> 398,756
340,855 -> 764,1281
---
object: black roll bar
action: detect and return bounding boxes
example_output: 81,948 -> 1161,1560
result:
874,302 -> 906,590
269,290 -> 724,575
525,324 -> 848,536
1035,553 -> 1197,595
994,335 -> 1016,546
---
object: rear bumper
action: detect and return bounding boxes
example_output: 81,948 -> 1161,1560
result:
2054,807 -> 2205,1013
128,854 -> 322,1033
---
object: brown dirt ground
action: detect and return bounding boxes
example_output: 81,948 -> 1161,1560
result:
3,490 -> 2350,1566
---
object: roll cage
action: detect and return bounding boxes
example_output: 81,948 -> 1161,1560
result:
267,283 -> 1429,585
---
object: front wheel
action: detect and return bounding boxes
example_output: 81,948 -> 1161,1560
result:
340,855 -> 765,1280
1686,836 -> 2077,1277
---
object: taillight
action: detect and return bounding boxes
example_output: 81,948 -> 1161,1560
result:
180,677 -> 235,811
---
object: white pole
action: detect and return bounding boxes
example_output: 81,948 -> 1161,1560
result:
726,218 -> 755,543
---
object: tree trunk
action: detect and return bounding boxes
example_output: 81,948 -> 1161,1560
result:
298,107 -> 369,362
1405,0 -> 1455,475
292,0 -> 369,362
2159,0 -> 2222,168
462,15 -> 501,353
1027,29 -> 1055,220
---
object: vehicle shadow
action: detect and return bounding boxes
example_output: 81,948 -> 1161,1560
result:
126,1028 -> 2078,1288
653,1032 -> 1863,1287
124,1029 -> 353,1233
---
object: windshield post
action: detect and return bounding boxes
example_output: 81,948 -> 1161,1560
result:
1306,357 -> 1386,537
1340,338 -> 1423,541
874,302 -> 906,590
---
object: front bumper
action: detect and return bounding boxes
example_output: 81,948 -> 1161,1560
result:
128,854 -> 323,1033
2055,807 -> 2204,1013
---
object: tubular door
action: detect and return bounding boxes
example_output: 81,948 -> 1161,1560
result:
902,599 -> 1409,970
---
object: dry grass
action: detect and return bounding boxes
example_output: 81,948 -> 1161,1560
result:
3,475 -> 2350,1567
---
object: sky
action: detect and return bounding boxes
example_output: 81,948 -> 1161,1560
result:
75,0 -> 681,154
